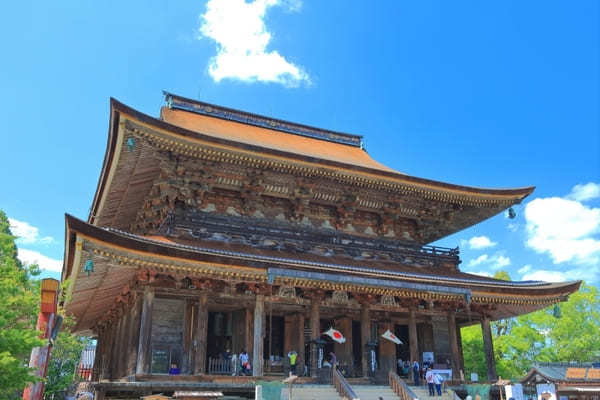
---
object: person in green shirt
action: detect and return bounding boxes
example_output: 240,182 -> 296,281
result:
287,350 -> 298,375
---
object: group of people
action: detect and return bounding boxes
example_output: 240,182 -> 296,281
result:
403,359 -> 444,396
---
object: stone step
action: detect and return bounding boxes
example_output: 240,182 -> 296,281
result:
281,385 -> 343,400
407,385 -> 455,400
353,384 -> 400,400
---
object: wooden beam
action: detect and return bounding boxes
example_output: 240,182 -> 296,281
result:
253,294 -> 264,376
297,313 -> 305,372
447,310 -> 461,380
193,293 -> 208,374
409,308 -> 418,363
481,317 -> 497,381
136,286 -> 154,375
361,303 -> 370,378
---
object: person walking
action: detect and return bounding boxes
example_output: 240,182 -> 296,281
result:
426,368 -> 435,396
412,360 -> 420,386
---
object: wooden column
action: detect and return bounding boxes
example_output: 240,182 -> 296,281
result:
297,313 -> 305,372
91,331 -> 103,381
253,294 -> 265,376
193,293 -> 208,374
127,295 -> 142,375
182,300 -> 195,374
447,310 -> 461,380
409,308 -> 418,363
379,321 -> 396,373
136,286 -> 154,375
245,307 -> 254,353
119,310 -> 131,378
481,317 -> 497,381
334,317 -> 353,364
457,324 -> 465,377
309,297 -> 320,378
110,317 -> 123,379
360,303 -> 371,377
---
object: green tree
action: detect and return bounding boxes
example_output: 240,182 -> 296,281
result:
0,210 -> 44,397
44,284 -> 90,400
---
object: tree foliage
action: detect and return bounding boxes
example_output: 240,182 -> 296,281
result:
461,270 -> 600,380
0,210 -> 44,397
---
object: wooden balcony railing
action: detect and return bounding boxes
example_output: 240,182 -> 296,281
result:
333,366 -> 359,400
389,371 -> 419,400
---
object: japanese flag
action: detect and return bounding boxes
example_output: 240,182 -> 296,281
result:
324,327 -> 346,343
381,329 -> 402,344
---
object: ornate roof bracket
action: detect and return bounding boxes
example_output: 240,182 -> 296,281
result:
267,267 -> 472,303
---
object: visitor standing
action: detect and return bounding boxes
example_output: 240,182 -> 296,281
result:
426,368 -> 435,396
434,372 -> 443,396
413,360 -> 420,386
287,350 -> 298,375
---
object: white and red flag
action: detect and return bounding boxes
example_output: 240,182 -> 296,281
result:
324,327 -> 346,343
381,329 -> 402,344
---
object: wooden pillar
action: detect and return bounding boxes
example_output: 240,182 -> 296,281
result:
136,286 -> 154,375
481,317 -> 497,381
110,317 -> 123,379
182,300 -> 195,374
283,315 -> 294,356
457,324 -> 465,377
193,294 -> 208,374
127,295 -> 142,375
379,321 -> 396,373
245,307 -> 254,354
334,317 -> 353,365
297,313 -> 305,372
91,331 -> 103,381
119,310 -> 131,378
253,294 -> 264,376
361,303 -> 371,377
408,308 -> 418,363
309,297 -> 320,378
447,310 -> 461,380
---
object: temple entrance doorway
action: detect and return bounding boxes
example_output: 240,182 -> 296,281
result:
394,324 -> 410,375
263,315 -> 284,372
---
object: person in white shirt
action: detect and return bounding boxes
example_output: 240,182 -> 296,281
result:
425,368 -> 435,396
433,372 -> 443,396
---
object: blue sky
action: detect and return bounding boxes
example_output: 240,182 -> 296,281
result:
1,1 -> 598,285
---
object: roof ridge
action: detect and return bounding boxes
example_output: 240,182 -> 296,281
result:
163,91 -> 364,148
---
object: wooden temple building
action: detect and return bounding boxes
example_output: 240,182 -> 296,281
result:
61,92 -> 580,398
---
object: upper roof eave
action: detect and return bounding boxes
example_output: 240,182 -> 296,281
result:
88,98 -> 535,226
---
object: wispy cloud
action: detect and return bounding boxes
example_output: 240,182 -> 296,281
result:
8,218 -> 55,245
566,182 -> 600,202
518,264 -> 532,274
198,0 -> 310,87
17,248 -> 62,272
466,235 -> 497,250
525,184 -> 600,266
467,253 -> 510,270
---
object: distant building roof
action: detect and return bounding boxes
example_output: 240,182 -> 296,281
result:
521,363 -> 600,384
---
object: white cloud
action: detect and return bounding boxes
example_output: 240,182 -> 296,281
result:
467,253 -> 510,270
522,270 -> 566,282
518,264 -> 532,274
8,218 -> 55,245
524,194 -> 600,265
566,182 -> 600,202
198,0 -> 310,87
467,235 -> 497,249
17,248 -> 62,272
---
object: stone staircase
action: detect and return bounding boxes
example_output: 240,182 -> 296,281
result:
407,384 -> 456,400
281,384 -> 343,400
352,384 -> 401,400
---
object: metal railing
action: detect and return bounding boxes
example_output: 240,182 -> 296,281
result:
389,371 -> 419,400
333,366 -> 359,400
208,357 -> 233,375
